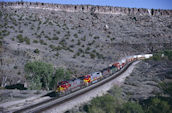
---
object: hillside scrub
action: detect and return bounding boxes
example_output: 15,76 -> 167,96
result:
78,81 -> 172,113
85,86 -> 144,113
152,50 -> 172,61
0,4 -> 172,87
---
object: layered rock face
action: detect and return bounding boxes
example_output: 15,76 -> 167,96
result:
0,2 -> 172,86
1,2 -> 172,16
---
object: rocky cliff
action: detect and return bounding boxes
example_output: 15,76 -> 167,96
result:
1,2 -> 172,16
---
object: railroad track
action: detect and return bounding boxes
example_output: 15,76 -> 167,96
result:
12,61 -> 135,113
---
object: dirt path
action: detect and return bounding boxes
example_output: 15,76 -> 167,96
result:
43,61 -> 140,113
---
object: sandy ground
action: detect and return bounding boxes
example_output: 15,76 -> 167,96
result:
43,61 -> 139,113
0,93 -> 51,112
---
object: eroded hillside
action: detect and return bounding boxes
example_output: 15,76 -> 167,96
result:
0,2 -> 172,86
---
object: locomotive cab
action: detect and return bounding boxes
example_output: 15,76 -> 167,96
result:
56,81 -> 71,93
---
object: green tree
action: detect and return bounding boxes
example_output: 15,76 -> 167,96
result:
49,68 -> 71,90
146,98 -> 171,113
89,94 -> 118,113
88,105 -> 105,113
25,61 -> 54,90
164,50 -> 172,61
121,102 -> 144,113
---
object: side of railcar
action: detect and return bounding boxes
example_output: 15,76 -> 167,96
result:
90,72 -> 103,83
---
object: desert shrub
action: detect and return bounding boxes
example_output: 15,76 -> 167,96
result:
13,66 -> 18,69
77,39 -> 81,45
0,41 -> 2,46
152,53 -> 162,61
24,37 -> 30,45
25,61 -> 54,90
90,53 -> 95,59
52,36 -> 59,40
49,44 -> 56,51
55,52 -> 59,57
11,38 -> 15,41
74,33 -> 78,38
39,40 -> 46,45
78,48 -> 83,53
164,50 -> 172,61
0,36 -> 3,39
160,82 -> 172,97
81,35 -> 86,41
33,40 -> 38,43
56,31 -> 60,34
111,37 -> 115,41
34,49 -> 39,54
71,39 -> 74,42
76,52 -> 80,56
152,50 -> 172,61
94,36 -> 100,40
59,39 -> 66,47
17,34 -> 24,43
96,53 -> 104,59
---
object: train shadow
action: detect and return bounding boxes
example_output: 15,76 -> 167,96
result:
43,91 -> 59,97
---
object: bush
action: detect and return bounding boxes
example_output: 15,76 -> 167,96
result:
34,49 -> 40,54
77,39 -> 81,45
39,40 -> 46,45
152,53 -> 162,61
74,33 -> 78,38
24,61 -> 54,90
121,102 -> 144,113
88,94 -> 120,113
0,41 -> 2,46
14,66 -> 18,69
17,34 -> 24,43
90,53 -> 95,59
55,52 -> 59,57
152,50 -> 172,61
52,36 -> 59,40
33,40 -> 38,43
94,36 -> 100,40
164,50 -> 172,61
145,98 -> 171,113
49,44 -> 56,51
25,37 -> 30,45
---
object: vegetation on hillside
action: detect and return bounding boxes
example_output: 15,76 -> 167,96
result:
24,61 -> 71,90
80,82 -> 172,113
152,50 -> 172,61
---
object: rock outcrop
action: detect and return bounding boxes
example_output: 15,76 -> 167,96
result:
0,2 -> 172,16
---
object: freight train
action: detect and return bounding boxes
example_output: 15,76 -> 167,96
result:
56,54 -> 153,95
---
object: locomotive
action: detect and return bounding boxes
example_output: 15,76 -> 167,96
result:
56,54 -> 153,95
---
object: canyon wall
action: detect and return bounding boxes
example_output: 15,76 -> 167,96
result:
0,2 -> 172,16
